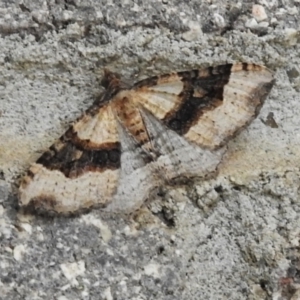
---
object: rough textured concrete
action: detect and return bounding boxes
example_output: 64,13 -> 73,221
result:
0,0 -> 300,299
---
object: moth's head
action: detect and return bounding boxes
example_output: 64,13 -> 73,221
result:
101,69 -> 121,88
101,69 -> 131,93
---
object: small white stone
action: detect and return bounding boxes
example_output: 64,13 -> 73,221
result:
121,0 -> 131,5
252,4 -> 268,22
119,280 -> 128,292
13,244 -> 26,261
81,214 -> 112,243
259,21 -> 269,27
66,23 -> 83,36
60,284 -> 71,291
96,10 -> 103,19
57,296 -> 69,300
284,28 -> 298,46
206,189 -> 219,202
106,248 -> 114,256
175,249 -> 181,256
270,17 -> 277,24
32,9 -> 49,23
102,287 -> 113,300
81,290 -> 89,298
214,13 -> 225,28
288,6 -> 298,15
4,247 -> 12,253
144,263 -> 161,278
56,242 -> 64,249
182,21 -> 202,41
0,260 -> 9,269
131,3 -> 140,12
122,225 -> 136,236
62,10 -> 73,21
245,18 -> 258,29
276,8 -> 287,17
116,15 -> 127,27
20,223 -> 32,234
181,47 -> 190,56
60,261 -> 85,285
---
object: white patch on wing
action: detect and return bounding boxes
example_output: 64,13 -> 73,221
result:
130,90 -> 181,119
19,164 -> 119,214
185,65 -> 274,149
74,105 -> 118,145
149,77 -> 184,94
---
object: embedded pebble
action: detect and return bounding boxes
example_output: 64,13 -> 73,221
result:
270,17 -> 278,24
57,297 -> 69,300
182,21 -> 202,41
276,8 -> 287,17
213,13 -> 225,28
102,287 -> 113,300
259,21 -> 269,28
287,6 -> 298,15
284,28 -> 298,46
252,4 -> 268,22
60,261 -> 85,285
144,263 -> 161,278
20,223 -> 32,235
245,18 -> 258,29
13,244 -> 26,261
81,214 -> 112,243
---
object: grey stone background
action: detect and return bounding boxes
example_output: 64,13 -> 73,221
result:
0,0 -> 300,299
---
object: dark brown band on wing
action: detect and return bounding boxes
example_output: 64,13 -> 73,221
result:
63,126 -> 117,151
162,64 -> 232,135
36,131 -> 121,178
133,75 -> 159,89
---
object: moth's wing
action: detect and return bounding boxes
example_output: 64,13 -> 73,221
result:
19,98 -> 159,215
138,106 -> 225,183
104,117 -> 159,213
19,103 -> 122,215
132,63 -> 275,150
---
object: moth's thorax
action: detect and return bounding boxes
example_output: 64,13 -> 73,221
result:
112,90 -> 151,147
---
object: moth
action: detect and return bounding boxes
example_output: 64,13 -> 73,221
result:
19,63 -> 275,215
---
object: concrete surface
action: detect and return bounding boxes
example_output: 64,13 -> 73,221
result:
0,0 -> 300,299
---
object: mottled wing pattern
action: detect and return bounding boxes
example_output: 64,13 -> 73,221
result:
19,104 -> 121,214
19,63 -> 275,215
132,63 -> 275,149
128,63 -> 274,183
19,78 -> 163,215
138,106 -> 226,183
